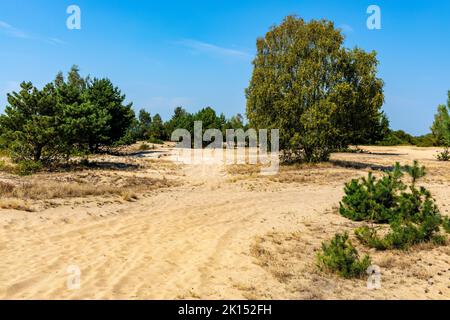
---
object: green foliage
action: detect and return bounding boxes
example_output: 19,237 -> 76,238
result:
164,106 -> 245,145
164,107 -> 194,138
226,113 -> 246,131
317,232 -> 371,279
137,109 -> 152,139
340,161 -> 440,225
149,113 -> 166,141
15,160 -> 43,176
85,78 -> 135,148
377,131 -> 438,147
339,163 -> 405,223
0,82 -> 68,163
0,66 -> 136,166
436,147 -> 450,161
443,217 -> 450,234
246,15 -> 385,163
341,161 -> 446,250
414,134 -> 439,147
138,143 -> 151,151
431,91 -> 450,146
298,100 -> 339,162
147,136 -> 164,145
355,214 -> 444,250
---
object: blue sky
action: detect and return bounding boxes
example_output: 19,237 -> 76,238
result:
0,0 -> 449,135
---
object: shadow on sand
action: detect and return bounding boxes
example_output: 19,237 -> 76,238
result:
330,159 -> 394,172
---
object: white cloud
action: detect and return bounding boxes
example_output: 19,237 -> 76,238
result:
0,21 -> 29,39
46,37 -> 67,45
0,20 -> 66,45
339,24 -> 354,34
176,39 -> 251,59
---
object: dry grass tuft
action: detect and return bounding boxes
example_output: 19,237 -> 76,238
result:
0,199 -> 34,212
0,174 -> 175,201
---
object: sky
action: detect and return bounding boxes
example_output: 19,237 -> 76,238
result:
0,0 -> 449,136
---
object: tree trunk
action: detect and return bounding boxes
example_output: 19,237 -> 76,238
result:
34,146 -> 42,162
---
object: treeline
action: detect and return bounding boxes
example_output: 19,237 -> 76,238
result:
378,91 -> 450,148
378,131 -> 437,147
129,106 -> 247,145
0,66 -> 246,166
2,16 -> 450,170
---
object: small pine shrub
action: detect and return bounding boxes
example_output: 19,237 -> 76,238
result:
356,214 -> 444,250
317,232 -> 371,278
436,147 -> 450,161
339,163 -> 405,223
341,162 -> 440,224
342,161 -> 447,250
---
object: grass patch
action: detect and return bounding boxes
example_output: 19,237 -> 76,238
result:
0,175 -> 174,201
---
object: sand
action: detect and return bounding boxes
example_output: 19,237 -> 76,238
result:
0,145 -> 449,299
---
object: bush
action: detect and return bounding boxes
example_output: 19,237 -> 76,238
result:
443,217 -> 450,234
341,161 -> 447,250
317,232 -> 371,278
340,162 -> 441,224
147,136 -> 164,145
15,160 -> 43,176
138,143 -> 151,151
339,163 -> 405,223
355,214 -> 444,250
377,131 -> 438,147
436,147 -> 450,161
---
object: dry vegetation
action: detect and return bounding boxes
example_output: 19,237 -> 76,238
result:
0,145 -> 449,299
0,143 -> 182,211
250,227 -> 450,299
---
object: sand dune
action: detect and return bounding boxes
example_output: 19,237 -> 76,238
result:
0,146 -> 449,299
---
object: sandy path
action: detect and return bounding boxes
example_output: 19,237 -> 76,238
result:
1,146 -> 449,299
0,162 -> 342,299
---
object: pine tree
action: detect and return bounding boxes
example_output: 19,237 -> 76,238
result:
0,82 -> 66,162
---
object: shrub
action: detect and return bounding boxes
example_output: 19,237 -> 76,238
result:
436,147 -> 450,161
15,160 -> 43,176
339,163 -> 405,223
355,214 -> 444,250
148,136 -> 164,145
443,217 -> 450,234
317,232 -> 371,278
138,143 -> 150,151
342,161 -> 447,250
340,162 -> 441,224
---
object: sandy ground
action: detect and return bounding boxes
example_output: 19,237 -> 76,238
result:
0,145 -> 449,300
